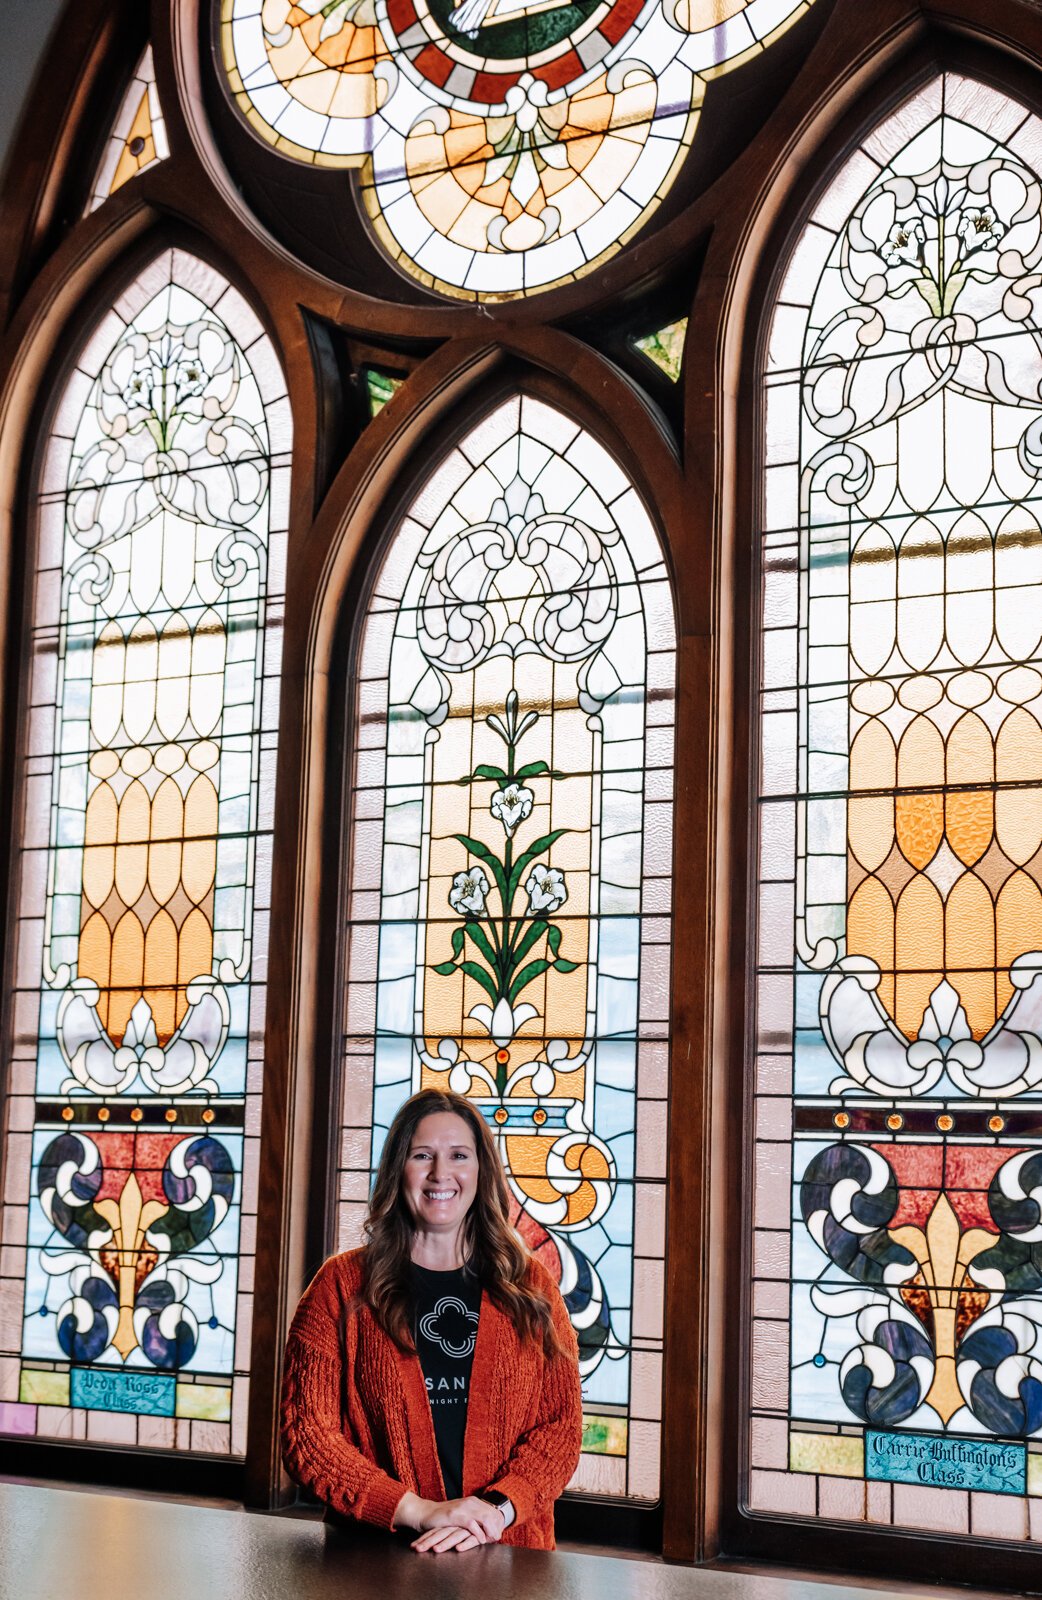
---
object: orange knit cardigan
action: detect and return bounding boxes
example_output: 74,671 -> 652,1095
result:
280,1248 -> 583,1550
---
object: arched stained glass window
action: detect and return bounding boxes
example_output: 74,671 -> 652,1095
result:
750,75 -> 1042,1537
219,0 -> 816,299
87,46 -> 170,215
0,250 -> 289,1455
338,395 -> 675,1498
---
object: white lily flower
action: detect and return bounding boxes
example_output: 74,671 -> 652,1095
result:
525,863 -> 567,914
487,685 -> 539,747
449,866 -> 489,916
490,782 -> 533,837
880,218 -> 924,267
469,996 -> 538,1047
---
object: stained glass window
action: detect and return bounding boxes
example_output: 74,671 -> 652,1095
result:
338,395 -> 674,1497
0,250 -> 289,1455
365,369 -> 404,417
87,46 -> 170,215
219,0 -> 816,300
751,74 -> 1042,1539
633,318 -> 687,383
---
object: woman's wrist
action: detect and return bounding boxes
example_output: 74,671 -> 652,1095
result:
392,1491 -> 432,1530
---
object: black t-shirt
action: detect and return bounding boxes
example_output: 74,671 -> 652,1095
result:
410,1263 -> 481,1501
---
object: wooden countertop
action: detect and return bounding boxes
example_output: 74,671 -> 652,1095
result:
0,1482 -> 1015,1600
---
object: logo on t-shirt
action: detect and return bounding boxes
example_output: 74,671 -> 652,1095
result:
419,1295 -> 479,1358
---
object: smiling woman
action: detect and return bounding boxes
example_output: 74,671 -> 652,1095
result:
279,1087 -> 582,1551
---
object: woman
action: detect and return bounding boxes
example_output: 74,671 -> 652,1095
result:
280,1087 -> 583,1553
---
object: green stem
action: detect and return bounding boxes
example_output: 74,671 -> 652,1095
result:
498,725 -> 518,995
482,907 -> 506,988
501,833 -> 513,997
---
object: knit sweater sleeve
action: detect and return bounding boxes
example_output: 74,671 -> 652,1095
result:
280,1256 -> 406,1530
488,1267 -> 583,1528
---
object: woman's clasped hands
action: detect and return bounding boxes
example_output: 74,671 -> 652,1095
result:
395,1492 -> 506,1554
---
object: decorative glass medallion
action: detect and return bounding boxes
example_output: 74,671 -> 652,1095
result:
338,395 -> 675,1497
0,251 -> 290,1455
218,0 -> 817,299
86,46 -> 169,215
751,75 -> 1042,1541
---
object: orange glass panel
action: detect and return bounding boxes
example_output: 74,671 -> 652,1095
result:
995,707 -> 1042,866
114,773 -> 149,898
944,873 -> 995,1040
847,875 -> 895,1020
109,89 -> 156,195
182,834 -> 217,907
82,782 -> 117,909
108,909 -> 145,1044
148,777 -> 184,907
78,911 -> 113,1031
144,908 -> 178,1042
184,773 -> 218,840
895,715 -> 944,870
894,875 -> 943,1040
848,719 -> 896,873
996,870 -> 1042,1016
178,907 -> 213,992
945,713 -> 994,867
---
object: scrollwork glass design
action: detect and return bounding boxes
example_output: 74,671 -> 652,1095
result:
750,76 -> 1042,1538
339,395 -> 674,1498
219,0 -> 816,299
0,251 -> 290,1455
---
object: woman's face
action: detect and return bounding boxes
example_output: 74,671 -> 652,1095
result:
402,1111 -> 480,1235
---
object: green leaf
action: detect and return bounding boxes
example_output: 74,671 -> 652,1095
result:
513,761 -> 565,781
456,764 -> 508,786
463,921 -> 498,969
545,925 -> 579,974
460,960 -> 499,1003
454,834 -> 508,902
508,918 -> 548,972
509,958 -> 550,1003
430,926 -> 466,975
508,829 -> 568,899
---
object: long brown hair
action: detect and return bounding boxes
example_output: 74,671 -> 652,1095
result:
361,1088 -> 569,1358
